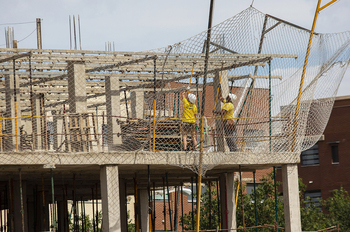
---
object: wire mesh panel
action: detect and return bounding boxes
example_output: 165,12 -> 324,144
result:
0,7 -> 349,176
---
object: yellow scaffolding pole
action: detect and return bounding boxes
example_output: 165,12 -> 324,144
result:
292,0 -> 338,151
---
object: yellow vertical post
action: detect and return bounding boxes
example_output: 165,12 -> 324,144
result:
13,59 -> 19,152
292,0 -> 338,151
152,58 -> 157,152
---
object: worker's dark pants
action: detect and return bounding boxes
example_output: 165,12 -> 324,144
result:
224,120 -> 237,152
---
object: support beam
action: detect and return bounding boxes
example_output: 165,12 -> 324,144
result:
219,173 -> 236,230
100,165 -> 121,232
67,61 -> 87,113
282,164 -> 301,232
139,189 -> 150,232
131,90 -> 144,119
226,172 -> 236,230
105,76 -> 122,150
4,72 -> 21,151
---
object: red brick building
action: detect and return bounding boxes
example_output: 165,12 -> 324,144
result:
277,95 -> 350,203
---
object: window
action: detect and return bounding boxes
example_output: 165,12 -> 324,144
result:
246,183 -> 260,195
301,143 -> 319,166
305,190 -> 322,209
151,193 -> 168,202
331,145 -> 339,164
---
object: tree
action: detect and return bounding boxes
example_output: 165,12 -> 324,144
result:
180,172 -> 350,231
236,172 -> 284,231
323,187 -> 350,230
181,182 -> 220,230
68,211 -> 102,232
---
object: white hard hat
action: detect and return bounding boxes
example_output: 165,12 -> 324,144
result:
228,93 -> 237,102
188,93 -> 196,104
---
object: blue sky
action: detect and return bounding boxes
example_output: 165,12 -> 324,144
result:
1,0 -> 349,95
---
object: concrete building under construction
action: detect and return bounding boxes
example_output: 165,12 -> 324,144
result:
1,4 -> 350,232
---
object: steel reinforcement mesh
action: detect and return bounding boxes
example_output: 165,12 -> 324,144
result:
0,7 -> 350,176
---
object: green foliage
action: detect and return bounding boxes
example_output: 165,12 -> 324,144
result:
323,187 -> 350,230
180,171 -> 350,231
181,182 -> 220,230
127,210 -> 135,232
68,211 -> 102,232
236,172 -> 284,231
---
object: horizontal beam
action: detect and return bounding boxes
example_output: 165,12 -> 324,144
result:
0,52 -> 31,63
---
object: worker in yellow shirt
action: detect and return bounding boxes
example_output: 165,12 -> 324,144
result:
181,90 -> 198,151
214,93 -> 237,151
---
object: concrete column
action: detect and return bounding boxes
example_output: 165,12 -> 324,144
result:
220,172 -> 236,230
4,72 -> 21,151
100,165 -> 121,232
119,179 -> 127,232
67,61 -> 87,113
52,110 -> 63,151
282,164 -> 302,232
13,180 -> 28,232
105,76 -> 122,150
226,172 -> 236,230
213,71 -> 229,152
139,189 -> 149,232
131,90 -> 144,119
32,94 -> 42,150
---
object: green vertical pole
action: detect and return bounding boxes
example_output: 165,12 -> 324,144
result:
166,173 -> 173,231
217,179 -> 220,229
269,59 -> 272,152
274,167 -> 279,231
253,171 -> 258,232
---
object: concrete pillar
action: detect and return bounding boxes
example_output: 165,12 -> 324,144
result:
282,164 -> 302,232
32,94 -> 42,150
119,179 -> 128,232
131,90 -> 144,119
219,172 -> 236,230
139,189 -> 149,232
226,172 -> 236,230
105,76 -> 122,150
100,165 -> 121,232
52,110 -> 63,151
67,61 -> 87,113
4,72 -> 21,151
13,180 -> 28,232
213,71 -> 229,152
